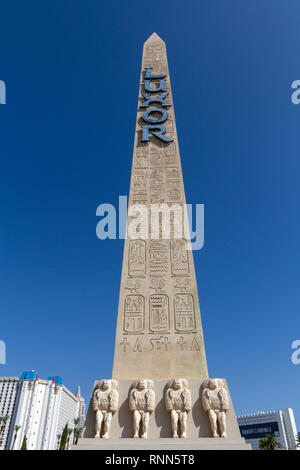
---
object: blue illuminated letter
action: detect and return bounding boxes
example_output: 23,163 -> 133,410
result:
144,79 -> 166,93
145,67 -> 166,79
142,125 -> 173,143
142,108 -> 168,124
140,92 -> 171,108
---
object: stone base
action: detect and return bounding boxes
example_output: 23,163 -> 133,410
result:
81,378 -> 250,449
73,437 -> 251,450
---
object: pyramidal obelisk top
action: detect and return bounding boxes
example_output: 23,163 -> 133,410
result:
144,32 -> 164,42
112,33 -> 208,380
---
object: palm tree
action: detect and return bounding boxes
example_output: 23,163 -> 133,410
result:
59,423 -> 69,450
0,415 -> 10,436
290,432 -> 300,450
73,418 -> 80,444
12,425 -> 21,450
66,428 -> 73,450
259,433 -> 282,450
0,415 -> 10,449
73,427 -> 83,445
20,435 -> 27,450
56,433 -> 61,450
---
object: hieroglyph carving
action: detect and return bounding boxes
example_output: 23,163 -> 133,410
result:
133,338 -> 142,352
149,241 -> 168,275
125,279 -> 142,294
174,294 -> 196,333
92,380 -> 119,439
149,294 -> 169,332
128,240 -> 146,277
150,278 -> 165,294
164,141 -> 176,156
167,186 -> 181,202
124,295 -> 144,334
170,239 -> 189,275
150,336 -> 170,351
165,379 -> 191,438
174,278 -> 191,293
202,379 -> 229,438
145,43 -> 164,60
129,379 -> 155,438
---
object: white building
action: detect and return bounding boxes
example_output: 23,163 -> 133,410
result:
3,371 -> 81,450
0,377 -> 20,449
76,386 -> 86,429
237,409 -> 299,450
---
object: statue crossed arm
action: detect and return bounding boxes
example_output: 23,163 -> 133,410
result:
129,379 -> 155,439
92,380 -> 119,439
202,379 -> 229,438
165,379 -> 191,438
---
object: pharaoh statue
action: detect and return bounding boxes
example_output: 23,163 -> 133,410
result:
165,378 -> 191,438
129,379 -> 155,438
201,379 -> 229,438
92,379 -> 119,439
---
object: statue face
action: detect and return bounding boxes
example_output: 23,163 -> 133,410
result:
209,379 -> 217,390
173,379 -> 181,390
138,379 -> 146,390
102,380 -> 110,390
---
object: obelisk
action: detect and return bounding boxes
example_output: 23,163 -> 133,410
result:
112,32 -> 208,381
77,34 -> 251,449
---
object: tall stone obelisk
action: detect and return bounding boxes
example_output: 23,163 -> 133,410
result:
112,32 -> 208,381
76,34 -> 251,450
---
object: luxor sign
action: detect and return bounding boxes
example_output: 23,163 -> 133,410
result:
140,67 -> 173,143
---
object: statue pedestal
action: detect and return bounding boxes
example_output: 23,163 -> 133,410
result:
77,378 -> 250,449
73,437 -> 251,450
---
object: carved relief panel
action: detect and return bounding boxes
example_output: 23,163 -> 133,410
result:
135,156 -> 148,169
136,143 -> 148,157
150,187 -> 164,203
150,154 -> 163,167
124,295 -> 145,334
128,240 -> 146,277
165,167 -> 180,179
164,141 -> 176,156
149,294 -> 170,333
166,186 -> 181,202
149,241 -> 168,275
170,239 -> 189,276
174,294 -> 196,333
132,169 -> 147,189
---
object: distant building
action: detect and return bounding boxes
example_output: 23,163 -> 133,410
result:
76,386 -> 86,429
237,409 -> 298,450
0,377 -> 20,449
0,371 -> 83,450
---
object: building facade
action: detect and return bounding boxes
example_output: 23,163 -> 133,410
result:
1,371 -> 84,450
238,409 -> 298,450
0,377 -> 20,449
76,386 -> 86,429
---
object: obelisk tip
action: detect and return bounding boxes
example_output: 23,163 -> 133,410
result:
144,32 -> 165,44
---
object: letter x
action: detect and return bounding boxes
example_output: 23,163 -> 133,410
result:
140,92 -> 171,108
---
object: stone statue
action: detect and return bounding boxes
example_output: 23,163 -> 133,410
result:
201,379 -> 229,438
92,379 -> 119,439
129,379 -> 155,438
165,378 -> 191,438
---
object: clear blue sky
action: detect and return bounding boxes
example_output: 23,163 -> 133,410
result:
1,0 -> 300,426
